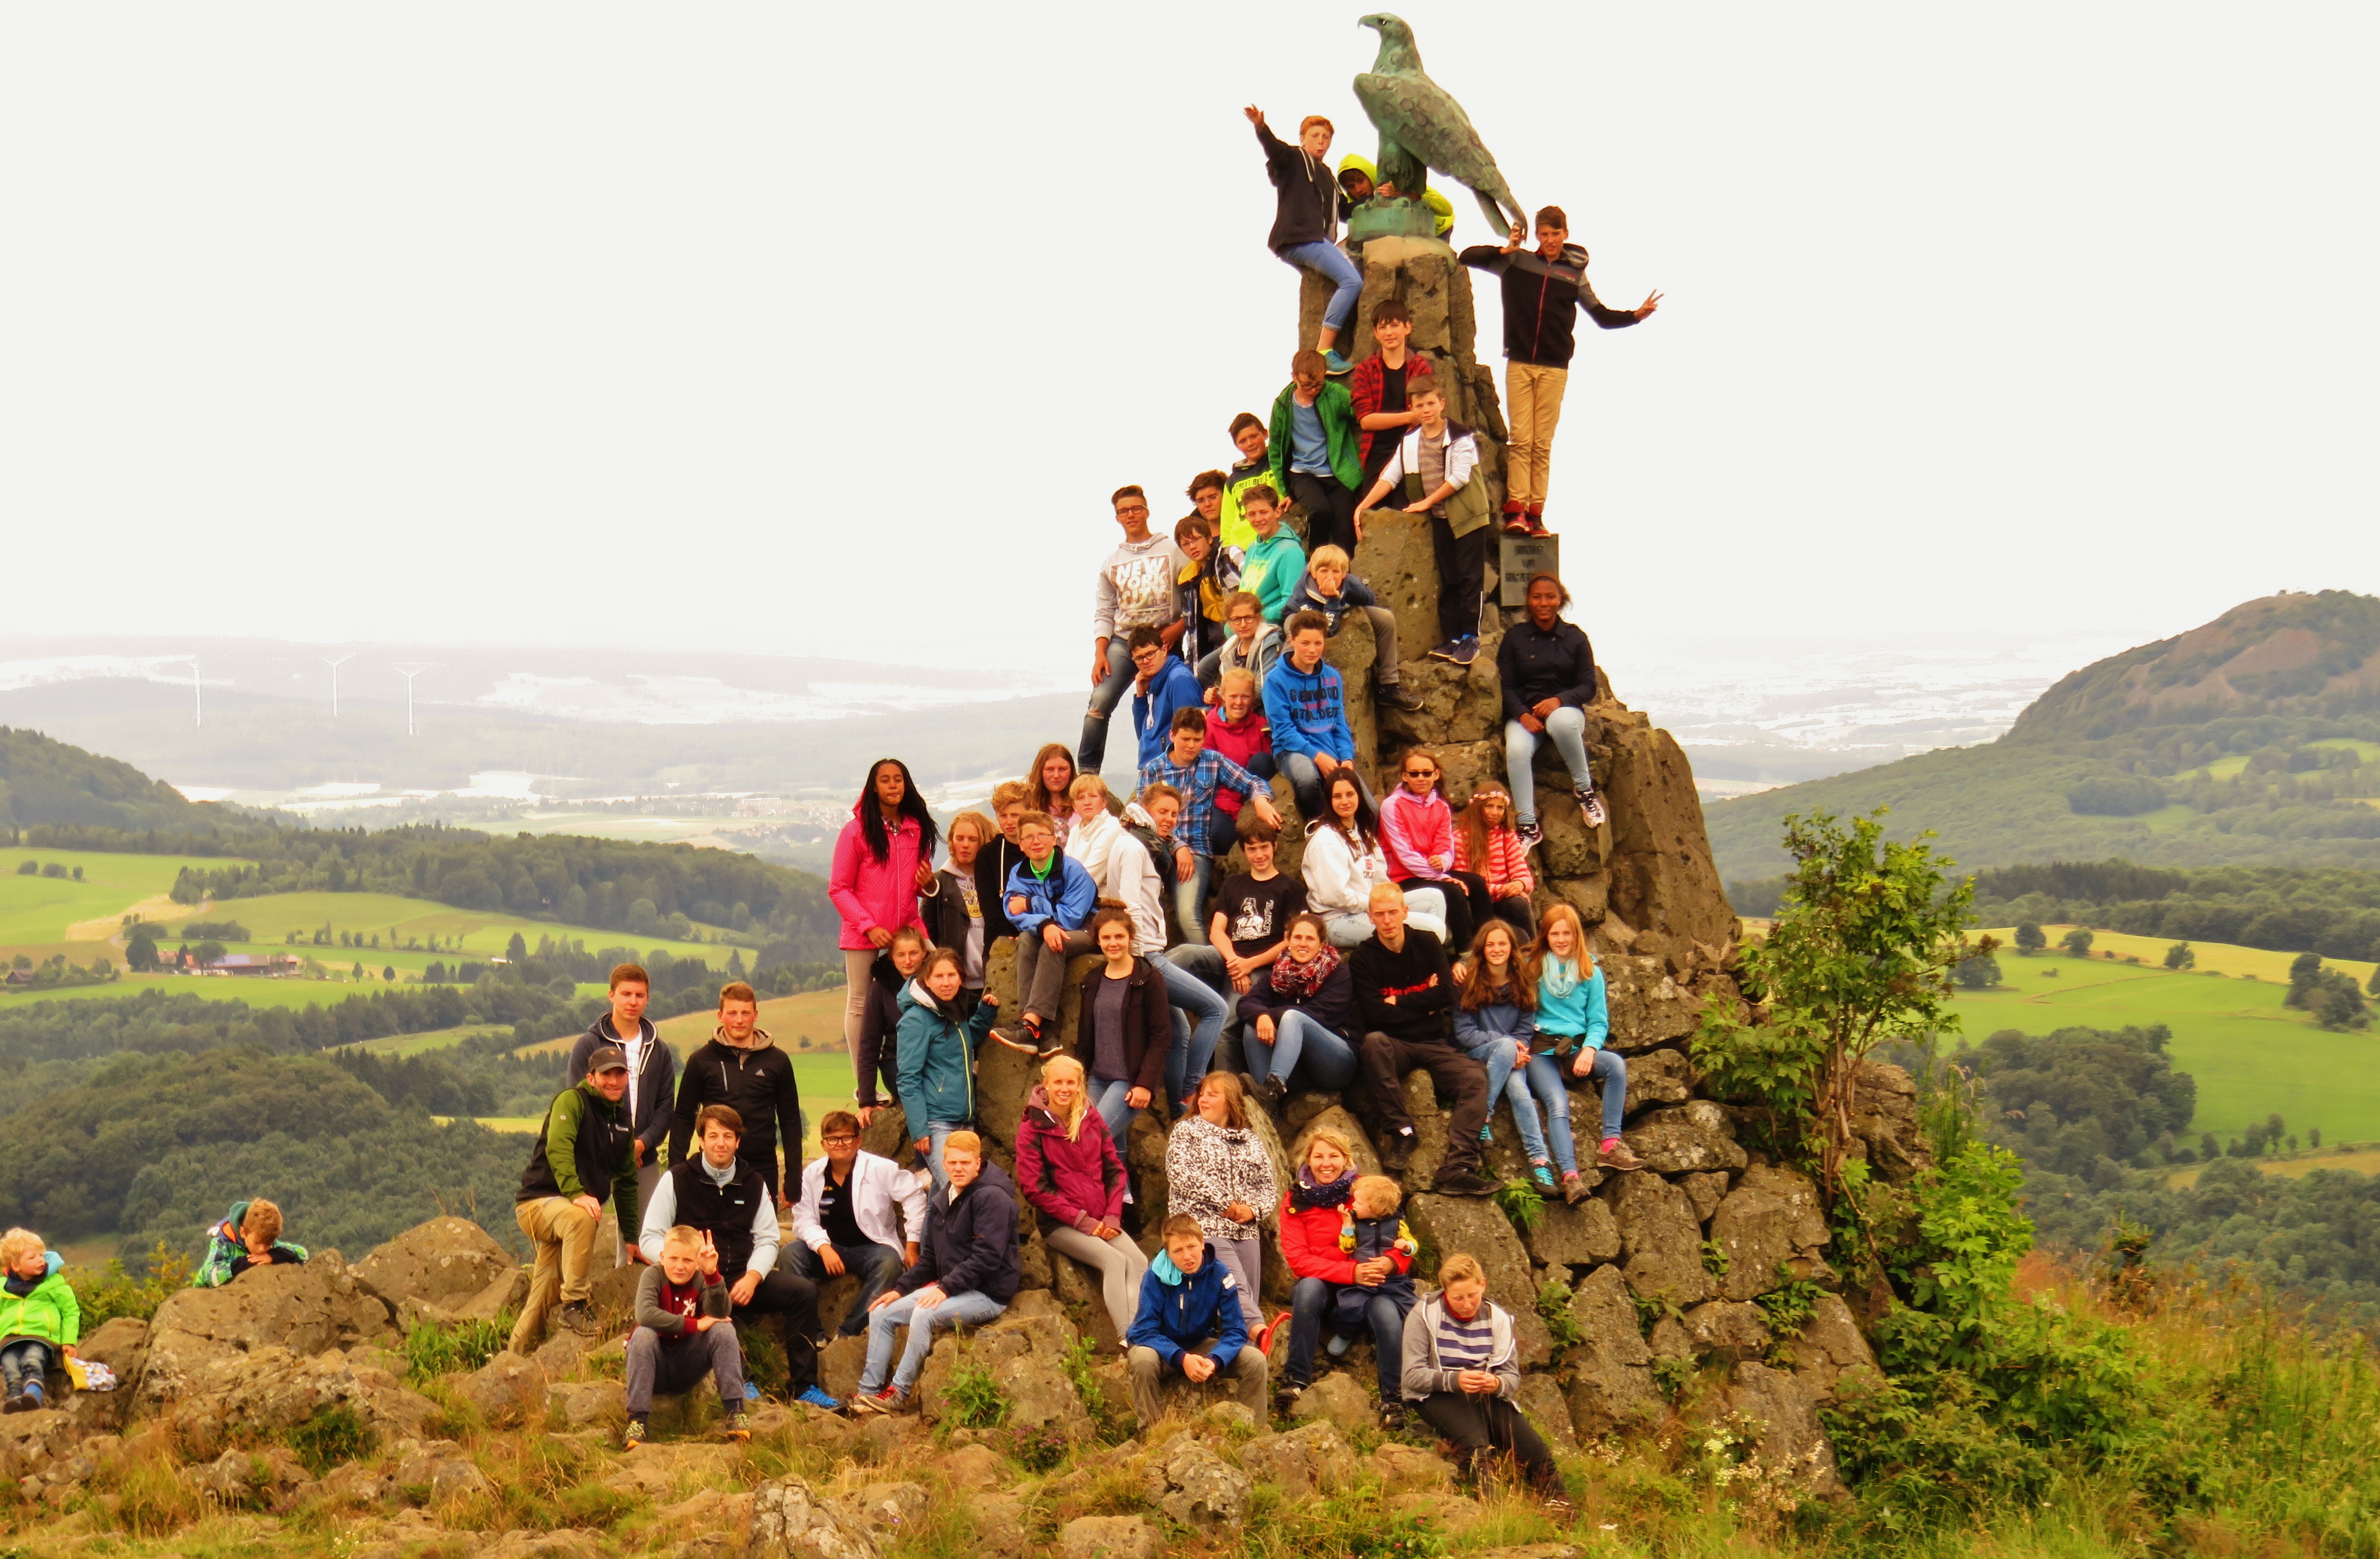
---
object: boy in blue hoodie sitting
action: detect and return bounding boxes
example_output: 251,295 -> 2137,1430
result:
994,811 -> 1101,1060
1262,611 -> 1374,820
1287,545 -> 1423,713
1125,1213 -> 1269,1425
193,1199 -> 309,1288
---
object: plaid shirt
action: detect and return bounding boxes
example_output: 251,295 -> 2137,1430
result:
1139,749 -> 1263,858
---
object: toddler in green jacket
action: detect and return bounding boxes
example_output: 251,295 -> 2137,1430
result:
0,1227 -> 78,1413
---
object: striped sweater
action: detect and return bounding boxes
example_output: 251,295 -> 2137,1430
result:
1455,824 -> 1535,901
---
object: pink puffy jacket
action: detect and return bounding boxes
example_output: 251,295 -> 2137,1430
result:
827,802 -> 926,951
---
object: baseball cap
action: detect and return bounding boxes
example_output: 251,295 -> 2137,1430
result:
586,1045 -> 630,1074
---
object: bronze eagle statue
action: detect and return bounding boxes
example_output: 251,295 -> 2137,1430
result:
1352,13 -> 1527,238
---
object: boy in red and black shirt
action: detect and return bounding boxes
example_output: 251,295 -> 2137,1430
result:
624,1226 -> 748,1448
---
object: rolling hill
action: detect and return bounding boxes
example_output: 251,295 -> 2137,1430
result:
1707,591 -> 2380,880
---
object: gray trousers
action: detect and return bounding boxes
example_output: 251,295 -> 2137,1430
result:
1127,1339 -> 1268,1425
625,1321 -> 744,1414
1017,926 -> 1098,1021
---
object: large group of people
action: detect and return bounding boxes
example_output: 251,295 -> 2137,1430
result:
135,116 -> 1661,1515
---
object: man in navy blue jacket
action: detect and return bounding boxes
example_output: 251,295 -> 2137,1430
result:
1125,1214 -> 1269,1423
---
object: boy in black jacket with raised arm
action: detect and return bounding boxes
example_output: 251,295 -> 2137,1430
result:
1244,105 -> 1359,375
1459,205 -> 1661,536
1349,884 -> 1494,1197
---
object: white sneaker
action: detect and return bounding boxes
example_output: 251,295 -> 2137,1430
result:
1577,788 -> 1608,829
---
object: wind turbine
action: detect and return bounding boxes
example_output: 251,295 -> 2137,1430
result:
393,665 -> 428,736
190,659 -> 202,728
323,654 -> 355,718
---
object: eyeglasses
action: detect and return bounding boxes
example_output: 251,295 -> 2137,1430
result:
822,1135 -> 858,1146
1116,504 -> 1149,515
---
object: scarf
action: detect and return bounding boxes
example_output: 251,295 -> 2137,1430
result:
1540,953 -> 1582,999
1289,1164 -> 1356,1213
1268,944 -> 1342,1003
3,1271 -> 39,1298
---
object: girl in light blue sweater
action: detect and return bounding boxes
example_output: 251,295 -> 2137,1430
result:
1528,904 -> 1643,1173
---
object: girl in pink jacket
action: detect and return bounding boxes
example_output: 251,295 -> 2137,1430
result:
829,758 -> 939,1097
1376,746 -> 1492,953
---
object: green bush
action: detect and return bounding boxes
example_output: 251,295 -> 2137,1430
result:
401,1314 -> 511,1380
938,1358 -> 1010,1430
283,1403 -> 372,1474
68,1241 -> 193,1326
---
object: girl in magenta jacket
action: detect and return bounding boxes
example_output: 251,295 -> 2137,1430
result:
1014,1055 -> 1146,1335
830,758 -> 940,1099
1377,746 -> 1491,953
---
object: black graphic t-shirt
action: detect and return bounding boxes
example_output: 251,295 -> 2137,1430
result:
1214,873 -> 1306,955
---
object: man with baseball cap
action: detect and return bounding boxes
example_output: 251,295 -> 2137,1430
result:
511,1044 -> 640,1355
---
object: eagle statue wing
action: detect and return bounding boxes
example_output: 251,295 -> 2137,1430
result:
1353,70 -> 1526,236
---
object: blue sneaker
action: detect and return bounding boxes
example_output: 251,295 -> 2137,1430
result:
1478,1124 -> 1495,1144
1531,1162 -> 1558,1194
743,1380 -> 761,1403
1323,348 -> 1353,376
797,1385 -> 843,1413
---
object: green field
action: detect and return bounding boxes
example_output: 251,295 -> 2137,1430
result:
153,891 -> 742,962
0,847 -> 251,947
1977,925 -> 2377,987
1952,952 -> 2380,1145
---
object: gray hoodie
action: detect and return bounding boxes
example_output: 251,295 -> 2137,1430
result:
1399,1289 -> 1520,1403
1093,535 -> 1187,639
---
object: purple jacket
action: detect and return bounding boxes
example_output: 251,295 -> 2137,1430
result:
1014,1083 -> 1129,1235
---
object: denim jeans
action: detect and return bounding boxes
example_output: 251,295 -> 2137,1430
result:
919,1120 -> 966,1196
1275,751 -> 1373,824
1504,707 -> 1593,826
1522,1052 -> 1581,1174
1279,239 -> 1364,333
1079,638 -> 1134,775
1285,1276 -> 1409,1401
1088,1074 -> 1142,1145
0,1341 -> 50,1400
786,1240 -> 907,1335
1245,1008 -> 1358,1092
1167,942 -> 1241,1071
859,1288 -> 1006,1394
1172,852 -> 1215,947
1160,952 -> 1231,1112
1469,1033 -> 1552,1165
1544,1041 -> 1627,1143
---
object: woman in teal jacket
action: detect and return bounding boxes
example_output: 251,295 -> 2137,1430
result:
897,948 -> 1001,1194
1527,904 -> 1643,1173
0,1230 -> 77,1413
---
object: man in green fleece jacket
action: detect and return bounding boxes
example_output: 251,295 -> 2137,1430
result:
511,1046 -> 639,1355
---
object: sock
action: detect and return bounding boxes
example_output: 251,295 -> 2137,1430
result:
1600,1138 -> 1620,1153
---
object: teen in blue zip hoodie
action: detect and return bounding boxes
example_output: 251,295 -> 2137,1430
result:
1123,1213 -> 1269,1424
996,812 -> 1102,1058
1262,611 -> 1366,821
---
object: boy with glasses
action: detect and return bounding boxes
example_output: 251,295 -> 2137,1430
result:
1083,487 -> 1187,774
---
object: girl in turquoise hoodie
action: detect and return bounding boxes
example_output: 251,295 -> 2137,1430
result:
0,1228 -> 77,1413
1527,905 -> 1643,1173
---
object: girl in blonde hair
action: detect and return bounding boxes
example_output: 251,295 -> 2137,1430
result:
1527,903 -> 1641,1172
0,1227 -> 76,1413
1014,1055 -> 1145,1335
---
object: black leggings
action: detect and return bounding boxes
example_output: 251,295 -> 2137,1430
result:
1396,871 -> 1492,953
1416,1390 -> 1560,1491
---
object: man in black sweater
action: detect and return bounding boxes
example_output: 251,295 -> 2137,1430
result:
669,982 -> 803,1204
1349,884 -> 1495,1197
1242,105 -> 1359,375
567,964 -> 678,1266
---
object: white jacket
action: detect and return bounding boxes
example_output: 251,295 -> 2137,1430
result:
1074,808 -> 1168,955
790,1150 -> 928,1254
1302,821 -> 1392,919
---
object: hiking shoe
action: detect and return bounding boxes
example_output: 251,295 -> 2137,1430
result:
1259,1073 -> 1289,1109
1323,348 -> 1353,376
1449,636 -> 1481,667
1381,681 -> 1425,712
1503,516 -> 1534,536
852,1385 -> 904,1416
623,1414 -> 648,1450
16,1384 -> 39,1413
1431,1170 -> 1499,1197
556,1301 -> 597,1334
1515,817 -> 1544,850
1597,1140 -> 1647,1172
1561,1172 -> 1591,1206
1531,1162 -> 1558,1194
796,1385 -> 843,1412
1426,638 -> 1464,663
1325,1331 -> 1355,1358
719,1408 -> 753,1442
1379,1130 -> 1416,1172
1274,1383 -> 1305,1414
990,1018 -> 1043,1054
1379,1401 -> 1411,1432
1577,787 -> 1608,829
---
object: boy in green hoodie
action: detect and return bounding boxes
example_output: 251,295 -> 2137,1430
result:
0,1228 -> 77,1413
1269,350 -> 1365,558
193,1198 -> 309,1288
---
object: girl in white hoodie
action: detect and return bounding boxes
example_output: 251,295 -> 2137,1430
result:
1301,771 -> 1447,948
1065,777 -> 1167,956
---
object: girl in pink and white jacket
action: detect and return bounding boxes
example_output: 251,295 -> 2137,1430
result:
828,758 -> 939,1100
1376,746 -> 1492,953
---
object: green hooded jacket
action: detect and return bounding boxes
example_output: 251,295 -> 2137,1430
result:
0,1263 -> 79,1350
1269,380 -> 1364,494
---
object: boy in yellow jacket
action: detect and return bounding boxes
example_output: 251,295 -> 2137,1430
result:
0,1228 -> 78,1413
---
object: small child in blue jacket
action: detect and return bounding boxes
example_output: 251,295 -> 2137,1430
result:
1124,1214 -> 1269,1424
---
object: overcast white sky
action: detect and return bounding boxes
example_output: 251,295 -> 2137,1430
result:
4,3 -> 2373,683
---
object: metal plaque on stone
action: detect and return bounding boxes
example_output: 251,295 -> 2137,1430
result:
1499,535 -> 1560,605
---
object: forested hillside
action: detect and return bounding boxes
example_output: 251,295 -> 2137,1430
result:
1707,591 -> 2380,879
0,726 -> 207,831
